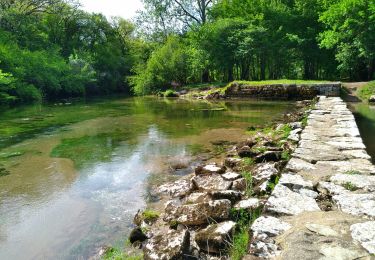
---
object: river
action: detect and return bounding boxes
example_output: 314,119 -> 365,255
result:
0,97 -> 294,259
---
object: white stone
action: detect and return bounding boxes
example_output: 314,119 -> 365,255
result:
278,173 -> 314,191
266,184 -> 320,215
222,171 -> 241,181
333,193 -> 375,218
234,198 -> 260,210
350,221 -> 375,254
251,216 -> 291,237
305,224 -> 339,237
331,173 -> 375,192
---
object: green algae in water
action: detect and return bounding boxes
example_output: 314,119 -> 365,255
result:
0,167 -> 10,177
51,133 -> 126,168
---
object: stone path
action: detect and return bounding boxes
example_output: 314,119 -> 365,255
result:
246,97 -> 375,259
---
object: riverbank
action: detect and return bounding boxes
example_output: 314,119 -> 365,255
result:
171,80 -> 341,100
120,99 -> 314,259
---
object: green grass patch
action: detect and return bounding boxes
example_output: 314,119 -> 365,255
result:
266,175 -> 280,192
142,209 -> 160,223
344,170 -> 362,175
164,89 -> 179,97
0,151 -> 25,159
343,182 -> 359,191
242,158 -> 255,167
181,82 -> 226,90
276,124 -> 292,140
102,247 -> 142,260
229,228 -> 249,260
241,171 -> 253,196
0,167 -> 10,177
281,150 -> 291,161
357,81 -> 375,101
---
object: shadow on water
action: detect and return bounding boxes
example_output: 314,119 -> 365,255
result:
351,103 -> 375,163
0,97 -> 294,259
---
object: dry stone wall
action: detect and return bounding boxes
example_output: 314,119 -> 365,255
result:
225,82 -> 341,99
245,96 -> 375,259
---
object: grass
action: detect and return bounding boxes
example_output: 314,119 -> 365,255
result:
343,182 -> 359,191
102,247 -> 143,260
242,158 -> 255,167
164,89 -> 179,98
276,124 -> 293,140
357,81 -> 375,101
344,170 -> 362,175
142,209 -> 160,223
181,82 -> 226,90
241,171 -> 253,196
229,207 -> 262,260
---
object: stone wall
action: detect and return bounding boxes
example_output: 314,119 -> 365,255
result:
224,82 -> 341,99
245,97 -> 375,259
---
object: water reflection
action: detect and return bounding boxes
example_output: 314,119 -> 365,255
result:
0,98 -> 294,259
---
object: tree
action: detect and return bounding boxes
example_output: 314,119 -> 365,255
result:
319,0 -> 375,80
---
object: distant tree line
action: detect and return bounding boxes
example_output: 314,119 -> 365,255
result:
0,0 -> 374,102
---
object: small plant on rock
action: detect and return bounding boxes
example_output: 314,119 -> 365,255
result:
343,182 -> 359,191
241,171 -> 253,196
344,170 -> 362,175
142,209 -> 160,223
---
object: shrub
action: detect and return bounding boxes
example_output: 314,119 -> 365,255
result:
164,89 -> 178,97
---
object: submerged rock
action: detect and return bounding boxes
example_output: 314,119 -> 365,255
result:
143,229 -> 190,260
195,221 -> 237,254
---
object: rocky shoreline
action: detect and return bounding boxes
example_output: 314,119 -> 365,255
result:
124,99 -> 314,259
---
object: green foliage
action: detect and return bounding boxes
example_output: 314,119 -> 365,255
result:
343,182 -> 359,191
102,247 -> 142,260
142,210 -> 160,222
241,171 -> 253,196
164,89 -> 178,97
131,37 -> 189,95
229,228 -> 249,260
358,81 -> 375,101
344,170 -> 362,175
266,175 -> 280,192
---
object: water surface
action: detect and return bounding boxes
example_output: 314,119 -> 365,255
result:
352,103 -> 375,163
0,97 -> 293,259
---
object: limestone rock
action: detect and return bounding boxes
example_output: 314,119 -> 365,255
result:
317,181 -> 348,196
234,198 -> 260,210
350,221 -> 375,254
173,199 -> 232,226
305,224 -> 339,237
369,95 -> 375,103
333,193 -> 375,218
224,157 -> 243,168
143,229 -> 190,260
195,164 -> 226,175
222,171 -> 241,181
209,190 -> 242,204
266,184 -> 320,215
252,162 -> 279,184
129,227 -> 148,244
158,179 -> 192,198
288,128 -> 302,142
254,151 -> 282,163
184,192 -> 210,204
278,173 -> 314,191
285,158 -> 316,172
330,173 -> 375,192
319,245 -> 366,260
195,221 -> 236,253
192,174 -> 232,192
289,122 -> 302,130
238,145 -> 257,158
232,178 -> 247,192
251,216 -> 291,237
